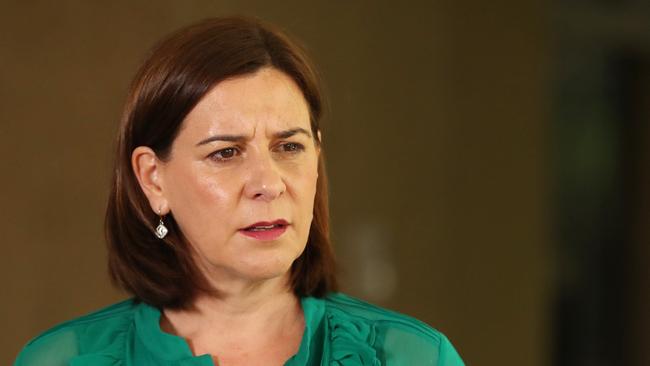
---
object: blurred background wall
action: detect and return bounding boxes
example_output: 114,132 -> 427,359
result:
1,1 -> 648,366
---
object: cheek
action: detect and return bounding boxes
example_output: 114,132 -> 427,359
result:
166,165 -> 237,232
293,165 -> 319,222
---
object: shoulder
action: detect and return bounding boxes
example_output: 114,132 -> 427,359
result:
324,292 -> 442,339
322,293 -> 465,366
14,299 -> 137,366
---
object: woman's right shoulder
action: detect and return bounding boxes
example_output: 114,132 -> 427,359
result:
14,299 -> 138,366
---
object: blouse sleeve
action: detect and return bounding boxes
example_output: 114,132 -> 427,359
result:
14,329 -> 80,366
378,324 -> 465,366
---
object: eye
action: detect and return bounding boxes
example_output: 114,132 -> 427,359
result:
276,142 -> 305,153
209,147 -> 240,161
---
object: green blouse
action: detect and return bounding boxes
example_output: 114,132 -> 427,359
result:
15,293 -> 464,366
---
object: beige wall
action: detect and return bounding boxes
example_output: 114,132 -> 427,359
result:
0,1 -> 550,365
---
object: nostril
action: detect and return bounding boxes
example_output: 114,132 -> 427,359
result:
246,176 -> 286,201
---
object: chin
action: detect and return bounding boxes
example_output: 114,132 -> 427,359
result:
234,234 -> 307,281
236,252 -> 299,281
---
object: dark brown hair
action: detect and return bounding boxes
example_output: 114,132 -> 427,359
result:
105,16 -> 337,309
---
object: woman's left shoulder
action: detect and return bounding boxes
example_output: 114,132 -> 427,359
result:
323,293 -> 444,339
321,292 -> 465,366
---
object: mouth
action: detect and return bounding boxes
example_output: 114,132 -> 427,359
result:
238,219 -> 290,241
241,219 -> 290,232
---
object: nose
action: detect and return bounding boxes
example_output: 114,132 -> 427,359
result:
243,150 -> 286,201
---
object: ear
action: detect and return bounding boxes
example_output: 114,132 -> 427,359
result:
316,130 -> 322,156
315,130 -> 322,178
131,146 -> 169,215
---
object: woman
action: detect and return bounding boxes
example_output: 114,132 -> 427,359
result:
15,16 -> 464,366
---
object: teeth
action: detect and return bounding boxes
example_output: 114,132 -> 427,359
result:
248,224 -> 278,231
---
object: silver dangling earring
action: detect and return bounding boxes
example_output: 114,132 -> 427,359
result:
155,209 -> 168,239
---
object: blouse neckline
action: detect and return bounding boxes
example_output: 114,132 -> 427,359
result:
133,296 -> 326,365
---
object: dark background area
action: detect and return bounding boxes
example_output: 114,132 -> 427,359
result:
1,1 -> 648,365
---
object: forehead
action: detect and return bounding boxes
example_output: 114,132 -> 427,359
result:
181,67 -> 311,136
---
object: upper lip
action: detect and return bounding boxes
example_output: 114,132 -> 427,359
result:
241,219 -> 289,230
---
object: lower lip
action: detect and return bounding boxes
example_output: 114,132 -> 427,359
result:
239,225 -> 288,241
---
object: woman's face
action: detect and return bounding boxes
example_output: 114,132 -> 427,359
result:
157,67 -> 319,283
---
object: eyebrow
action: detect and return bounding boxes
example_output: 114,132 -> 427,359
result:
195,127 -> 312,146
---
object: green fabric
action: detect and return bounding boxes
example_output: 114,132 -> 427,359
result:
15,293 -> 464,365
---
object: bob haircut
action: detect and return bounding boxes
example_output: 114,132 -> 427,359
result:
105,16 -> 337,310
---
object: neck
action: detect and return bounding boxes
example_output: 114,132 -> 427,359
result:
160,273 -> 304,354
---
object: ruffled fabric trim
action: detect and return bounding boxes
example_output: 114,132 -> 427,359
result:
68,314 -> 130,366
327,307 -> 381,365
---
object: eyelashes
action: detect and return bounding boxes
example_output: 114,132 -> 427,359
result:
208,142 -> 306,163
209,147 -> 239,161
276,142 -> 305,153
